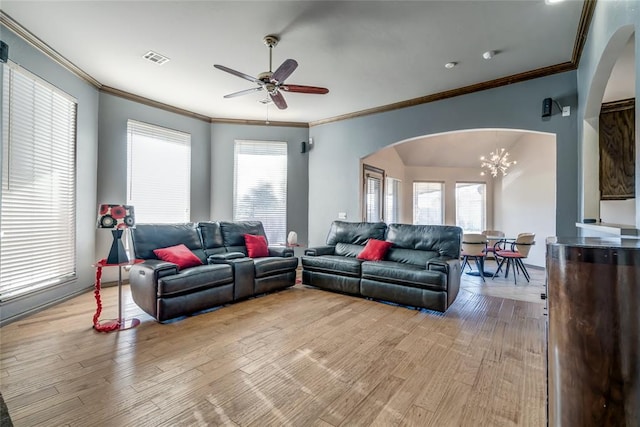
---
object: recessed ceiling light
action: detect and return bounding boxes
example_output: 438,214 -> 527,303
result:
545,0 -> 564,4
482,50 -> 495,60
142,50 -> 170,65
445,62 -> 457,69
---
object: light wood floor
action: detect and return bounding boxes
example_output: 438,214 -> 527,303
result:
1,267 -> 547,426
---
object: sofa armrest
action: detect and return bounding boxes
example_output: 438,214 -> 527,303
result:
427,257 -> 456,274
304,246 -> 335,256
129,260 -> 180,319
208,252 -> 246,263
268,246 -> 294,258
133,259 -> 180,276
427,257 -> 461,309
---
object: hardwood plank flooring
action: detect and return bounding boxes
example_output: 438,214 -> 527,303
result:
1,268 -> 547,426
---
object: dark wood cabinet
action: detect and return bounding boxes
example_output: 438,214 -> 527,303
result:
546,238 -> 640,426
599,99 -> 635,200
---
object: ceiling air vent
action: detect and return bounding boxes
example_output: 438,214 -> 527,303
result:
143,50 -> 170,65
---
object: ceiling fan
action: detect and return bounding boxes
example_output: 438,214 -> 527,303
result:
214,35 -> 329,110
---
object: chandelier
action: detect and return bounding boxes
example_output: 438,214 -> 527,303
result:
480,148 -> 516,177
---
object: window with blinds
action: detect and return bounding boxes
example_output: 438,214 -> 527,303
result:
233,140 -> 287,245
1,63 -> 77,301
413,181 -> 444,225
456,182 -> 486,233
385,177 -> 401,224
363,164 -> 384,222
126,120 -> 191,223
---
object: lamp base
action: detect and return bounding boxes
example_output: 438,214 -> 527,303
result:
106,229 -> 129,265
97,318 -> 140,331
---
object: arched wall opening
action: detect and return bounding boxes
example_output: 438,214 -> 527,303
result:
360,128 -> 557,267
581,25 -> 636,227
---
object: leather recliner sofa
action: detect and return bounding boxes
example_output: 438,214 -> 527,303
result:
302,221 -> 462,312
129,220 -> 298,322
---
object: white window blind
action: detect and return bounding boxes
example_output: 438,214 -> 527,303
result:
456,182 -> 486,233
127,120 -> 191,223
385,177 -> 401,224
234,140 -> 287,244
365,175 -> 382,222
413,182 -> 444,225
1,63 -> 77,300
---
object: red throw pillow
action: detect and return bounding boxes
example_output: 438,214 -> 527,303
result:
357,239 -> 393,261
244,234 -> 269,258
153,244 -> 203,270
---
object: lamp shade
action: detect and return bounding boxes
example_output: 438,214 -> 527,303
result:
97,204 -> 135,229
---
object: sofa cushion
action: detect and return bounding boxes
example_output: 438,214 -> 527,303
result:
157,264 -> 233,297
132,223 -> 206,262
357,239 -> 393,261
301,255 -> 363,277
361,260 -> 447,291
220,220 -> 268,247
253,257 -> 299,278
386,224 -> 462,259
198,221 -> 226,256
335,242 -> 365,258
386,247 -> 437,267
153,244 -> 203,270
245,234 -> 269,258
326,221 -> 387,246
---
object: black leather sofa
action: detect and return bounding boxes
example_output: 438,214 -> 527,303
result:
302,221 -> 462,312
129,221 -> 298,322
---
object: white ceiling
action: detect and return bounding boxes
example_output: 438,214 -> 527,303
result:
1,0 -> 585,124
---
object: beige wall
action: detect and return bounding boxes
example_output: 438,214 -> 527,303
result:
495,133 -> 556,267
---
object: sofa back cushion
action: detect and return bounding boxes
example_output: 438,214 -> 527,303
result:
198,221 -> 227,256
326,221 -> 387,246
335,242 -> 365,258
219,221 -> 268,255
385,224 -> 462,260
132,223 -> 206,262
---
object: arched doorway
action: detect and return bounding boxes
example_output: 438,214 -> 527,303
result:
361,128 -> 556,267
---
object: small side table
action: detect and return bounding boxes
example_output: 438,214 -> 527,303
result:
93,259 -> 142,332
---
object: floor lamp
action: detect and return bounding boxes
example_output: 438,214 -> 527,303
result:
96,204 -> 140,330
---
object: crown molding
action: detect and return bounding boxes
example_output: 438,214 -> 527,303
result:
310,62 -> 577,127
572,0 -> 597,66
99,86 -> 212,122
210,117 -> 308,128
0,11 -> 102,88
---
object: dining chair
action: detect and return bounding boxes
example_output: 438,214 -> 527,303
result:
493,232 -> 535,284
482,230 -> 505,259
460,233 -> 488,282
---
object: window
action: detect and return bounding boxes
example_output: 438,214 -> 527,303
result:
456,182 -> 486,233
413,182 -> 443,225
363,165 -> 384,222
127,120 -> 191,223
1,63 -> 77,300
385,177 -> 401,224
234,140 -> 287,244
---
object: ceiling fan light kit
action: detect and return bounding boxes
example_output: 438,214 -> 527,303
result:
213,34 -> 329,110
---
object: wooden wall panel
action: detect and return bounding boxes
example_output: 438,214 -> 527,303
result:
599,99 -> 635,200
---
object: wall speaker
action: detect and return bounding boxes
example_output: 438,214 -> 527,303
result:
0,41 -> 8,63
542,97 -> 553,118
300,141 -> 307,153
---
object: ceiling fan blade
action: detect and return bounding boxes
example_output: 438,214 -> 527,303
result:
214,64 -> 260,84
281,84 -> 329,95
271,59 -> 298,83
270,91 -> 288,110
223,87 -> 264,99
